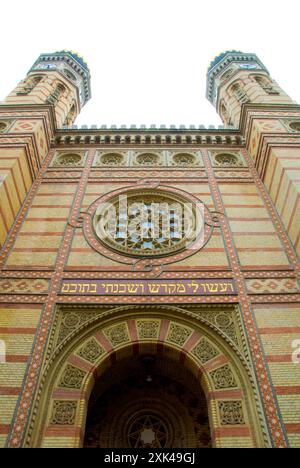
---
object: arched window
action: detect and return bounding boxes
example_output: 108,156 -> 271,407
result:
220,101 -> 231,125
64,103 -> 77,127
231,82 -> 250,105
47,83 -> 66,105
17,75 -> 43,95
253,75 -> 279,95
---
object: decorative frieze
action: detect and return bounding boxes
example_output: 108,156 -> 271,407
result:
0,278 -> 49,294
246,278 -> 299,294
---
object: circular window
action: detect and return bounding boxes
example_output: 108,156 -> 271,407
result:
214,153 -> 239,167
0,122 -> 7,133
127,414 -> 168,448
136,153 -> 159,166
289,122 -> 300,132
100,153 -> 123,166
63,68 -> 77,82
93,189 -> 200,258
173,153 -> 196,166
56,153 -> 82,166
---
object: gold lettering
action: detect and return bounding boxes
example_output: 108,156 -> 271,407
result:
205,283 -> 219,293
177,284 -> 186,294
148,284 -> 161,294
69,283 -> 79,293
101,283 -> 114,294
61,283 -> 70,293
127,284 -> 145,294
188,281 -> 199,293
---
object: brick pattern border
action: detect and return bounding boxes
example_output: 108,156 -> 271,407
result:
202,149 -> 289,448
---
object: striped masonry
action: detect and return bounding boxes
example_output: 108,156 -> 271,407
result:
254,304 -> 300,447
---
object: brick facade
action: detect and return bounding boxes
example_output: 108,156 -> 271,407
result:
0,50 -> 299,448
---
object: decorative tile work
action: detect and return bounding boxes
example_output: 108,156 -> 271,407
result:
0,279 -> 49,294
44,171 -> 82,179
246,278 -> 299,294
89,170 -> 207,178
214,171 -> 252,179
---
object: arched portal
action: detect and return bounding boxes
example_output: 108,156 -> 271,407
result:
26,306 -> 269,448
84,352 -> 211,448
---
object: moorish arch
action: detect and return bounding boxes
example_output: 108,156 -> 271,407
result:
25,305 -> 269,448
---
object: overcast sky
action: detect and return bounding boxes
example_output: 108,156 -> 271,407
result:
0,0 -> 299,128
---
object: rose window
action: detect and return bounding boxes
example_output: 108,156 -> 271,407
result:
289,122 -> 300,132
93,190 -> 199,257
55,153 -> 82,166
214,153 -> 240,167
0,122 -> 7,133
173,153 -> 195,166
136,153 -> 159,166
101,153 -> 123,166
128,414 -> 168,448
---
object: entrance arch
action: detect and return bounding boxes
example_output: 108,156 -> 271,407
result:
26,305 -> 269,448
83,350 -> 212,448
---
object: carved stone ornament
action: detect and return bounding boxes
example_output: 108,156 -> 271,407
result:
58,364 -> 86,389
218,401 -> 245,426
191,337 -> 220,364
210,364 -> 238,390
50,401 -> 78,426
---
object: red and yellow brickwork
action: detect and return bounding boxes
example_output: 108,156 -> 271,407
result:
0,50 -> 299,448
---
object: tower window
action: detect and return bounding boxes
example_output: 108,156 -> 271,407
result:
253,75 -> 279,95
231,82 -> 250,104
47,83 -> 66,105
288,122 -> 300,133
0,122 -> 8,133
17,75 -> 43,95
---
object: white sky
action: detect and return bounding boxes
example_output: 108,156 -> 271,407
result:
0,0 -> 299,128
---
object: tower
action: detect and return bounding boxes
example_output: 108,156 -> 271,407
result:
4,50 -> 91,128
0,51 -> 91,247
207,51 -> 300,258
